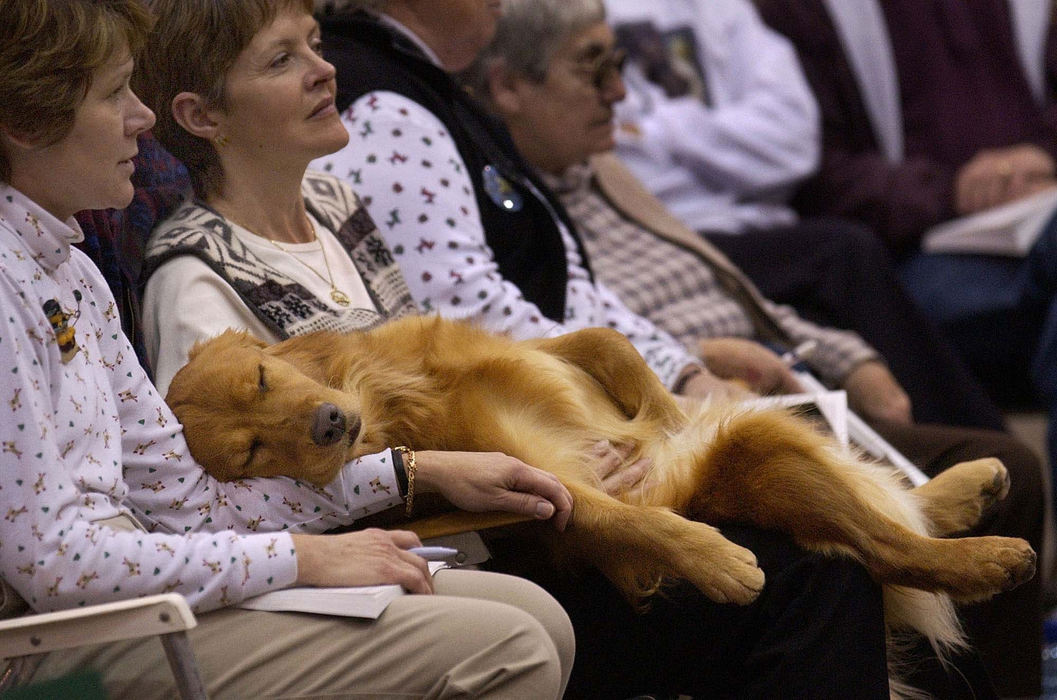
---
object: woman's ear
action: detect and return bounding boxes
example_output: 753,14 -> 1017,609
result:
485,61 -> 527,119
171,92 -> 221,140
0,125 -> 43,152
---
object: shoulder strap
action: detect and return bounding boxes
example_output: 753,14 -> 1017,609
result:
590,153 -> 790,345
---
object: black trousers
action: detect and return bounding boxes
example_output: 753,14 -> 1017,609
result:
487,523 -> 891,699
705,218 -> 1008,431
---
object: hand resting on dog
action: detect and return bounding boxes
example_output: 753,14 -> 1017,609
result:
290,442 -> 650,594
411,450 -> 574,530
588,440 -> 653,500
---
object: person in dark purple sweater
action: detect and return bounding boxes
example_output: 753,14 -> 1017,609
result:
756,2 -> 1057,671
757,0 -> 1057,254
755,2 -> 1057,694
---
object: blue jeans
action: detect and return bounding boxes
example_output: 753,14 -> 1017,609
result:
899,213 -> 1057,488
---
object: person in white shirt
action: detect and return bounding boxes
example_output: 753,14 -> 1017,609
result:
605,0 -> 817,235
600,0 -> 1013,435
0,1 -> 581,696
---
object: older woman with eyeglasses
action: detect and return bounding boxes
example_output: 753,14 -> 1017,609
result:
468,0 -> 1046,696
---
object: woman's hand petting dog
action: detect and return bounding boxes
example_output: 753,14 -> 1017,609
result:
415,451 -> 574,531
588,440 -> 653,500
676,363 -> 755,402
291,528 -> 435,593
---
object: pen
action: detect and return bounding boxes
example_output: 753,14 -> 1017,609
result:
408,546 -> 463,562
781,340 -> 818,368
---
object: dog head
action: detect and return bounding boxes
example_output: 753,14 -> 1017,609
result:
166,330 -> 362,485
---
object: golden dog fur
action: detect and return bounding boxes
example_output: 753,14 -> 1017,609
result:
167,315 -> 1035,690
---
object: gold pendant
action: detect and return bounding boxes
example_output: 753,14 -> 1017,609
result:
331,289 -> 351,306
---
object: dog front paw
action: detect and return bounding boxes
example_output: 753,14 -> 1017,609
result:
679,526 -> 765,605
938,536 -> 1036,602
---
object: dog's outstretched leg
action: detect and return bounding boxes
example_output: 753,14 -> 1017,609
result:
559,482 -> 766,606
404,479 -> 766,606
688,410 -> 1035,603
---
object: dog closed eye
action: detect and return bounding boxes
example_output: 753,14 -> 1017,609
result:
258,365 -> 268,393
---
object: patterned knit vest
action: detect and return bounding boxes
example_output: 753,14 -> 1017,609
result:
143,171 -> 418,339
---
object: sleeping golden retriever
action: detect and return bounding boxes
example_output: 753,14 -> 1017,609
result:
167,315 -> 1034,676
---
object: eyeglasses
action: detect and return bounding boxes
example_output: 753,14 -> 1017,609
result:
571,47 -> 628,90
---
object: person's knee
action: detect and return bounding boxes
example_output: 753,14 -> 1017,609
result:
729,524 -> 881,605
507,576 -> 575,667
496,578 -> 575,695
485,610 -> 566,698
436,569 -> 575,685
808,549 -> 879,597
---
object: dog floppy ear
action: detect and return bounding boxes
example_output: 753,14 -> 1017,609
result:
186,329 -> 268,361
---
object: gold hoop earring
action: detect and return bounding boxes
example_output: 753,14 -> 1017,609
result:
214,134 -> 229,148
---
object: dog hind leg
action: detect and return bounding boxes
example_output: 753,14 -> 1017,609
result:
911,458 -> 1009,536
687,410 -> 1035,603
530,328 -> 685,428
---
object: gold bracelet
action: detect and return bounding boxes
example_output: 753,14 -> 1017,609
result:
394,446 -> 417,516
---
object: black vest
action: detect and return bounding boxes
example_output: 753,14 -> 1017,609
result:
322,12 -> 592,322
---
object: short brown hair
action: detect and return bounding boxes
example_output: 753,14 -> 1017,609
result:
138,0 -> 313,199
0,0 -> 153,182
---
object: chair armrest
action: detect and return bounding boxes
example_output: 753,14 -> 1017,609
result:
0,593 -> 197,659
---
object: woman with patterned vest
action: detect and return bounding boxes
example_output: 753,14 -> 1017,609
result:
144,168 -> 414,395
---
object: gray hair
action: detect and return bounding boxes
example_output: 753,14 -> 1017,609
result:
466,0 -> 605,95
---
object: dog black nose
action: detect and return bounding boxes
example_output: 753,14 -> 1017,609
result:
311,403 -> 348,446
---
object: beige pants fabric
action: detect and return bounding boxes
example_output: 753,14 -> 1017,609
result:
30,517 -> 574,699
31,569 -> 574,699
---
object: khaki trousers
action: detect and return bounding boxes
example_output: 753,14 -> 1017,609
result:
31,518 -> 574,699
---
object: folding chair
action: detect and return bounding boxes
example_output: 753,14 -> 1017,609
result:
0,589 -> 207,699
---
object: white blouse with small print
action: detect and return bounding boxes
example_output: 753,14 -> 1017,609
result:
0,185 -> 404,613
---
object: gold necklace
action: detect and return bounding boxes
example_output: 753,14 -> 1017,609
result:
266,216 -> 352,307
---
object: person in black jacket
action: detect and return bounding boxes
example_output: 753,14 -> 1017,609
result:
308,3 -> 919,698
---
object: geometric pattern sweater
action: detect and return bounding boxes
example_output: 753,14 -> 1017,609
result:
144,171 -> 418,339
